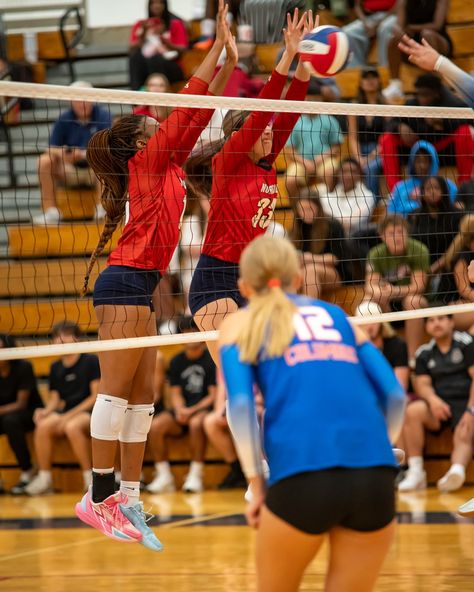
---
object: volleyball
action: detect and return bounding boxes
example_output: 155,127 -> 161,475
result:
298,26 -> 350,78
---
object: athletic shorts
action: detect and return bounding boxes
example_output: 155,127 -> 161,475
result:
265,467 -> 397,535
188,254 -> 247,316
93,265 -> 161,309
423,398 -> 467,431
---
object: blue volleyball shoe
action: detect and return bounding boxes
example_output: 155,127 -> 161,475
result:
119,502 -> 164,552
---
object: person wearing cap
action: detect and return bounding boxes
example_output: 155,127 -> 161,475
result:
379,73 -> 474,194
284,78 -> 343,198
33,81 -> 112,225
343,0 -> 397,69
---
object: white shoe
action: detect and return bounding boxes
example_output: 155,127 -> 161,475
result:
32,207 -> 61,225
382,79 -> 404,101
182,473 -> 203,494
437,469 -> 465,493
24,473 -> 53,495
458,497 -> 474,517
398,469 -> 427,492
146,473 -> 176,494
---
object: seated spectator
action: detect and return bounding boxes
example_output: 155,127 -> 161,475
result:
239,0 -> 306,43
347,67 -> 387,201
284,79 -> 343,198
319,158 -> 376,235
290,188 -> 354,299
204,377 -> 247,489
383,0 -> 452,101
0,334 -> 43,495
147,318 -> 216,493
129,0 -> 188,91
365,214 -> 429,357
450,224 -> 474,331
380,74 -> 474,193
133,72 -> 172,122
25,322 -> 100,495
355,300 -> 410,391
343,0 -> 397,68
387,141 -> 457,217
409,176 -> 463,303
33,81 -> 112,225
457,169 -> 474,212
398,314 -> 474,492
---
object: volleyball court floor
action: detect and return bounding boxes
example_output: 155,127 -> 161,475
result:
1,488 -> 474,591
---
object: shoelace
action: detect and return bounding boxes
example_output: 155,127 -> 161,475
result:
136,503 -> 155,525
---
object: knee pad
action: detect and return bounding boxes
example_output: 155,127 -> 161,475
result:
119,404 -> 155,443
90,394 -> 128,441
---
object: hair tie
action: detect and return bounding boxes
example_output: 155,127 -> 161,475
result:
267,278 -> 281,289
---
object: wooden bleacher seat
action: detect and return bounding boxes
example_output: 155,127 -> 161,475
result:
55,186 -> 97,221
447,0 -> 473,24
255,43 -> 282,73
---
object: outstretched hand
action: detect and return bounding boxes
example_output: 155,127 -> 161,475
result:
283,8 -> 309,58
398,34 -> 440,72
215,0 -> 230,46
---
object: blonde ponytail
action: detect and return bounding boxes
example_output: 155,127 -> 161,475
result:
236,236 -> 300,364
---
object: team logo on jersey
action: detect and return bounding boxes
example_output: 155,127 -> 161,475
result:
260,182 -> 277,194
451,348 -> 464,364
427,359 -> 436,369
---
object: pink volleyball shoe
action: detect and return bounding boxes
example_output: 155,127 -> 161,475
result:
75,489 -> 142,543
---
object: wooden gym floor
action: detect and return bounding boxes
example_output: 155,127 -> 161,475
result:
1,488 -> 474,591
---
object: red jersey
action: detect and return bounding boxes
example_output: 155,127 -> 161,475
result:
363,0 -> 396,12
108,76 -> 214,273
202,71 -> 309,264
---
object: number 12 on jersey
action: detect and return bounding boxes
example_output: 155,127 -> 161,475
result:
293,307 -> 342,342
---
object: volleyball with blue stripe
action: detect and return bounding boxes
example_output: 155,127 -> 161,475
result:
298,26 -> 350,78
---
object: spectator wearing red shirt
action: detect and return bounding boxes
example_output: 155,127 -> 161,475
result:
74,7 -> 238,548
129,0 -> 188,90
132,72 -> 172,122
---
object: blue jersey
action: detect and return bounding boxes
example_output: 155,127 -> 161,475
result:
221,294 -> 400,487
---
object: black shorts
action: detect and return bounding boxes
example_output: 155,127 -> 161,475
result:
188,254 -> 247,316
93,265 -> 161,309
424,398 -> 467,431
265,467 -> 396,535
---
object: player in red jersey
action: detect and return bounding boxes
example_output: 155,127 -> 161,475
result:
188,8 -> 314,362
75,0 -> 238,549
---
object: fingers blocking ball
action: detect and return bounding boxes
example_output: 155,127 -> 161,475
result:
298,26 -> 350,78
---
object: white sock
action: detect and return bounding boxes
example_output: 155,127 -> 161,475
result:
120,480 -> 140,506
92,466 -> 114,474
449,463 -> 465,477
389,78 -> 401,85
83,469 -> 92,485
20,469 -> 34,482
408,456 -> 424,473
156,461 -> 172,477
189,461 -> 203,477
38,470 -> 52,482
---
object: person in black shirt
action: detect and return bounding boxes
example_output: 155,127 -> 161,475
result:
147,317 -> 216,494
290,188 -> 355,299
0,334 -> 42,494
25,322 -> 100,495
399,315 -> 474,493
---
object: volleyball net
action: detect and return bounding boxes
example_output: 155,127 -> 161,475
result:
0,79 -> 473,363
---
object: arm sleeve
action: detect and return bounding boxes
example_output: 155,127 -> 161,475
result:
267,75 -> 310,164
463,339 -> 474,368
220,344 -> 263,479
436,56 -> 474,108
169,18 -> 188,47
414,350 -> 429,376
357,341 -> 406,443
49,120 -> 64,147
129,20 -> 143,46
390,338 -> 409,368
167,357 -> 181,387
86,355 -> 101,382
18,361 -> 37,393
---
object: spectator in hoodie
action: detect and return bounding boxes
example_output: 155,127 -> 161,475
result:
387,140 -> 457,217
379,74 -> 474,193
319,158 -> 376,235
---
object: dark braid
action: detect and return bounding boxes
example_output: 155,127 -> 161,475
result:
82,115 -> 146,295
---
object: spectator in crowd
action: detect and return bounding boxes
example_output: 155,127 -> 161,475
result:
398,315 -> 474,492
239,0 -> 306,43
409,175 -> 463,303
387,141 -> 457,217
457,169 -> 474,213
147,317 -> 216,494
25,322 -> 100,495
34,81 -> 112,225
290,187 -> 354,299
204,377 -> 247,489
284,78 -> 343,198
132,72 -> 173,122
450,223 -> 474,331
319,158 -> 376,235
383,0 -> 452,101
380,74 -> 474,193
0,334 -> 43,495
347,67 -> 387,201
355,300 -> 410,390
129,0 -> 188,90
365,214 -> 430,357
343,0 -> 397,68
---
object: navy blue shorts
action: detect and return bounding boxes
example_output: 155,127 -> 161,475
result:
188,254 -> 247,316
93,265 -> 161,309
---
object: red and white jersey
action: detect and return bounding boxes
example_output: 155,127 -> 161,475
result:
108,77 -> 214,273
202,71 -> 309,264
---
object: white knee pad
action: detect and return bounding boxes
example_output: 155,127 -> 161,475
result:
90,394 -> 128,441
119,404 -> 155,443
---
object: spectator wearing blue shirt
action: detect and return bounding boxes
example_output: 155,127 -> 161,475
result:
284,78 -> 343,198
34,81 -> 112,225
